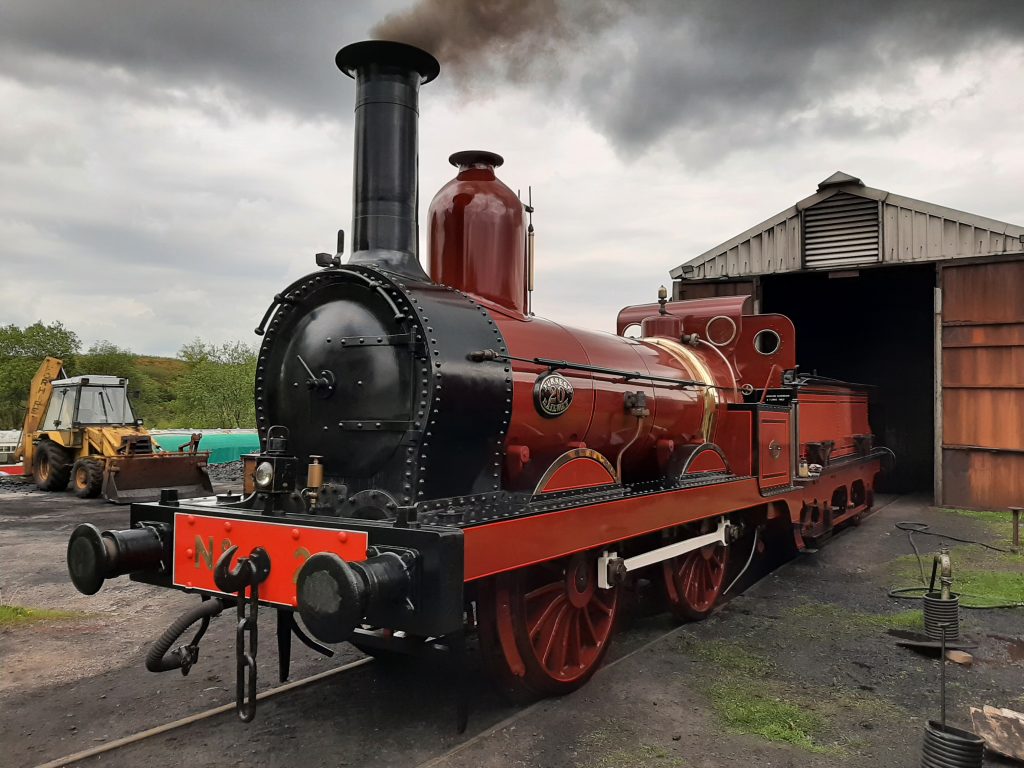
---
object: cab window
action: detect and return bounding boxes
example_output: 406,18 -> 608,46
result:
77,386 -> 133,425
42,387 -> 76,430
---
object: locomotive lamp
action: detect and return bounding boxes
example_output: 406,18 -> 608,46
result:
247,425 -> 298,494
254,461 -> 274,489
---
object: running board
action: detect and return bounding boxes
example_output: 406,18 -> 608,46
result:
597,517 -> 736,589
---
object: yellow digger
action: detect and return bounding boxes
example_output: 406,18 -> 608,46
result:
13,357 -> 213,503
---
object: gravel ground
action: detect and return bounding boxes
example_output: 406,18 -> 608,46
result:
1,493 -> 1020,767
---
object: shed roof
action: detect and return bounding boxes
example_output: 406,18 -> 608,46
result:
670,173 -> 1024,280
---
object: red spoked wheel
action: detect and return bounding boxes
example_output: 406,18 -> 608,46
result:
663,524 -> 730,621
478,551 -> 620,700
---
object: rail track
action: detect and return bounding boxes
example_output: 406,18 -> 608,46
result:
33,658 -> 373,768
36,498 -> 876,768
32,611 -> 710,768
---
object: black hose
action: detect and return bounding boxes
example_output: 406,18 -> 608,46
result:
888,521 -> 1022,609
895,521 -> 1012,553
146,599 -> 225,673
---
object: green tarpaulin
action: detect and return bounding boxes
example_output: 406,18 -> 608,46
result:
151,432 -> 260,465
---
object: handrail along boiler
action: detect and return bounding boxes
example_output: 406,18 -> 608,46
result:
65,40 -> 885,722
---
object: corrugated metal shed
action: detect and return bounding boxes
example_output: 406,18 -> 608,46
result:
670,172 -> 1024,280
667,172 -> 1024,511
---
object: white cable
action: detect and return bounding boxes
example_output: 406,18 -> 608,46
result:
723,526 -> 759,596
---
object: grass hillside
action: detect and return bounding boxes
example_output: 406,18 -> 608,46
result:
135,356 -> 188,385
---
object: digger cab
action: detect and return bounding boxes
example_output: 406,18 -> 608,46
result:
42,375 -> 141,432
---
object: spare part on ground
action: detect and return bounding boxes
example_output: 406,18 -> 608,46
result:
14,357 -> 212,503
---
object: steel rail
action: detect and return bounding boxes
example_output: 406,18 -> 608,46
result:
33,657 -> 374,768
415,494 -> 905,768
414,618 -> 699,768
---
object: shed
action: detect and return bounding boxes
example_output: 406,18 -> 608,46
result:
670,173 -> 1024,510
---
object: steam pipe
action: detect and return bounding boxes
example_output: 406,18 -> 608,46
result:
336,41 -> 440,280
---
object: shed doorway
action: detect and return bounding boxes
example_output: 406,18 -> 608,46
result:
761,264 -> 935,494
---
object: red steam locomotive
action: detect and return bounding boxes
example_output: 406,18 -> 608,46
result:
65,41 -> 884,723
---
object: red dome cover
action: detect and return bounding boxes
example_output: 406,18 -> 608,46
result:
428,151 -> 527,314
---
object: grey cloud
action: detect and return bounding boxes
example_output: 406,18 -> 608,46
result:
2,0 -> 1022,358
571,0 -> 1024,160
0,1 -> 388,117
5,1 -> 1022,164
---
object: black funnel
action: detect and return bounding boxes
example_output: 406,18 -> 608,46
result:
337,40 -> 440,281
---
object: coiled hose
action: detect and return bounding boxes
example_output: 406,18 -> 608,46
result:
146,598 -> 225,673
921,721 -> 984,768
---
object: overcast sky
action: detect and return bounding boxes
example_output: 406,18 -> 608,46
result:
2,0 -> 1022,356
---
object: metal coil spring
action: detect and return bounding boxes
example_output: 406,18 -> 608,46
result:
922,721 -> 984,768
924,591 -> 960,641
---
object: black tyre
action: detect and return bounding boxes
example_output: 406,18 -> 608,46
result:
33,441 -> 73,491
72,459 -> 104,498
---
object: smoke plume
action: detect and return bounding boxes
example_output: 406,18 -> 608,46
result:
371,0 -> 629,82
375,0 -> 1024,162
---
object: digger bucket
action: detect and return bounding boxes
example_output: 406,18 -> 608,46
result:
101,451 -> 214,504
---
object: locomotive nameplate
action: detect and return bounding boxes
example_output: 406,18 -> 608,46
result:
534,372 -> 574,418
171,513 -> 369,607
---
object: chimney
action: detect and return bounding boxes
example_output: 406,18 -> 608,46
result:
336,40 -> 440,280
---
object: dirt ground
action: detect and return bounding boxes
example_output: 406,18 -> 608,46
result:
1,486 -> 1021,767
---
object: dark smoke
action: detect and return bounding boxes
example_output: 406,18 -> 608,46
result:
3,1 -> 1023,166
372,0 -> 1024,164
371,0 -> 630,82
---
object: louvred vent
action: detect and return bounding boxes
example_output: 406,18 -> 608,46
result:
803,192 -> 880,268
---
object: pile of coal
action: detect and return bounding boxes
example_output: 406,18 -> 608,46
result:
206,460 -> 244,486
0,475 -> 34,494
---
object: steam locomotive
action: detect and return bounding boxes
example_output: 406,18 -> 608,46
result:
65,40 -> 884,722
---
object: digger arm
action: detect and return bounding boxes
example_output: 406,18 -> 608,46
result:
16,357 -> 64,467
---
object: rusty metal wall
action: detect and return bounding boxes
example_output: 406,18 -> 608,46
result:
941,259 -> 1024,509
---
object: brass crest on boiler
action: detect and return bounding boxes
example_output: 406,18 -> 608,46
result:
534,372 -> 574,418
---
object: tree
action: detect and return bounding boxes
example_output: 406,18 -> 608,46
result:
0,321 -> 81,429
76,341 -> 137,378
73,340 -> 174,425
175,339 -> 257,428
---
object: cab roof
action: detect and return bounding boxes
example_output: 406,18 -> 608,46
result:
51,375 -> 126,387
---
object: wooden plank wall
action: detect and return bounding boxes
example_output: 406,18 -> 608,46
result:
941,259 -> 1024,509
